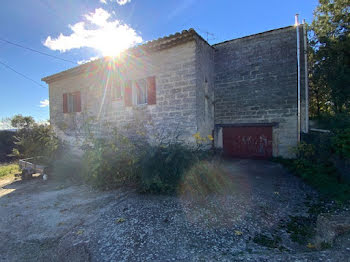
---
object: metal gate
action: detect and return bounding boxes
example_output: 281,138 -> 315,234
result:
223,126 -> 273,159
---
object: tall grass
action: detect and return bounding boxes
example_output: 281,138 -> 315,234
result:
0,163 -> 20,178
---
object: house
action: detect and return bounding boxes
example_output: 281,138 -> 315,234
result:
42,25 -> 308,159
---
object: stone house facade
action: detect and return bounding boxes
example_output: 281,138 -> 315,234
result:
42,25 -> 308,158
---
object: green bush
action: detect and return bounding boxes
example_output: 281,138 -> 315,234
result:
82,131 -> 138,190
0,131 -> 15,163
11,124 -> 60,164
332,128 -> 350,159
301,132 -> 333,161
286,216 -> 315,245
79,128 -> 215,194
137,143 -> 204,194
280,141 -> 350,202
311,113 -> 350,130
50,153 -> 84,183
292,142 -> 316,161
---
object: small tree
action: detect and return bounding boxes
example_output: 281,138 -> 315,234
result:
309,0 -> 350,116
10,115 -> 59,162
10,115 -> 35,129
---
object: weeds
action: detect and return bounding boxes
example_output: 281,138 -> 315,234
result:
0,163 -> 20,178
275,140 -> 350,202
253,234 -> 282,249
285,216 -> 316,245
178,160 -> 234,198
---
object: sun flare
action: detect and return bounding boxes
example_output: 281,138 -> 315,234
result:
44,8 -> 142,58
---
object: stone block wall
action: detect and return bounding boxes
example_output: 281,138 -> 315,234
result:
195,36 -> 215,140
213,26 -> 307,157
49,41 -> 200,145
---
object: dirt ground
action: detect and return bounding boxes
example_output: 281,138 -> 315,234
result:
0,159 -> 349,261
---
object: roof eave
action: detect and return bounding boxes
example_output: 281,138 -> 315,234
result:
42,29 -> 205,84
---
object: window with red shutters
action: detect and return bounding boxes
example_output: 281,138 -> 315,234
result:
147,76 -> 156,105
124,76 -> 156,107
63,92 -> 81,113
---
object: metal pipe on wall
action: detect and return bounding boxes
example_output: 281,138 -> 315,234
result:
295,14 -> 301,142
303,19 -> 309,133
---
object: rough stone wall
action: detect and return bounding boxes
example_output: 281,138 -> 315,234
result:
214,26 -> 307,157
49,41 -> 199,145
195,36 -> 215,141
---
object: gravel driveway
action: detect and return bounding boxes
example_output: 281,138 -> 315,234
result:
0,159 -> 349,261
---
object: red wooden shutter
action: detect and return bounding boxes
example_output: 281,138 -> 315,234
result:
74,91 -> 81,112
124,80 -> 132,106
63,93 -> 68,113
147,76 -> 156,105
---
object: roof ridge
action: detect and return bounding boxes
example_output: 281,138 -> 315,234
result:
213,25 -> 295,46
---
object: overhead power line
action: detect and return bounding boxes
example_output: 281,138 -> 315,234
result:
0,37 -> 77,65
0,60 -> 46,88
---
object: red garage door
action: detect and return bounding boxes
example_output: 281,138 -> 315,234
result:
223,126 -> 273,159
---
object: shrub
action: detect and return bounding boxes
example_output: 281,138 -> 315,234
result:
0,130 -> 15,163
332,128 -> 350,160
310,113 -> 350,131
286,216 -> 315,245
72,127 -> 216,194
291,142 -> 316,161
137,143 -> 202,194
82,130 -> 138,190
11,124 -> 60,164
281,140 -> 350,202
136,131 -> 214,194
301,131 -> 333,161
50,153 -> 84,183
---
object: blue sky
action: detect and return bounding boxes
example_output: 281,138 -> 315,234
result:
0,0 -> 318,125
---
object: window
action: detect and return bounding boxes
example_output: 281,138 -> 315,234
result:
134,79 -> 148,105
63,92 -> 81,113
112,83 -> 122,100
124,76 -> 156,106
109,75 -> 122,100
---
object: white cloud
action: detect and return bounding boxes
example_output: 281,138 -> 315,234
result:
44,8 -> 142,56
100,0 -> 131,5
39,99 -> 49,108
116,0 -> 131,5
77,56 -> 100,65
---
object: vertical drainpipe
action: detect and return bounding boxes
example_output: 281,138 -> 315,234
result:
295,14 -> 301,142
303,19 -> 309,133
